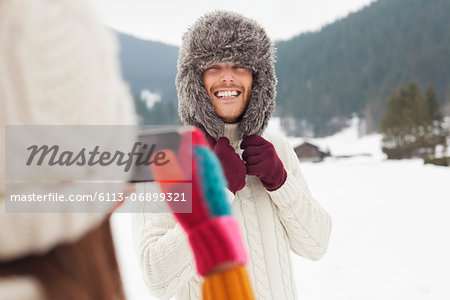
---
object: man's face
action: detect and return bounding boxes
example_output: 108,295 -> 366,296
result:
202,62 -> 253,123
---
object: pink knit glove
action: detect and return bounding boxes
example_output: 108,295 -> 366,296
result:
240,134 -> 287,191
207,136 -> 246,194
152,129 -> 247,276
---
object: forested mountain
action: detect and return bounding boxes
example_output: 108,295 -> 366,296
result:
116,32 -> 180,125
276,0 -> 450,136
117,0 -> 450,134
117,32 -> 178,101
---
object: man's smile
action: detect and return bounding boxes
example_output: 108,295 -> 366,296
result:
214,89 -> 242,99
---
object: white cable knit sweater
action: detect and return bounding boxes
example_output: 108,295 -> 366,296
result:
133,123 -> 332,299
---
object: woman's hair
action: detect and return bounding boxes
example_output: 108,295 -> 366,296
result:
0,218 -> 125,300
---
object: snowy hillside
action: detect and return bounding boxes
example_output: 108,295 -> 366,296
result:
112,119 -> 450,300
267,116 -> 385,159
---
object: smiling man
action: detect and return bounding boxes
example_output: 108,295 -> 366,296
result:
133,11 -> 332,299
202,62 -> 253,123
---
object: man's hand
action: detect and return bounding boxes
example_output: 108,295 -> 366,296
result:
240,135 -> 287,191
207,136 -> 246,194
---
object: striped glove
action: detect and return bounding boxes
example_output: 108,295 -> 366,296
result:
151,128 -> 247,276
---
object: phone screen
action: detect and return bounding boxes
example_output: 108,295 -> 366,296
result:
129,126 -> 190,183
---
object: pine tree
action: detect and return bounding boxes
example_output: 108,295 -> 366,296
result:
381,82 -> 420,158
424,85 -> 443,123
422,85 -> 447,155
380,82 -> 448,159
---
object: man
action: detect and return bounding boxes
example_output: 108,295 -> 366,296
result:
133,11 -> 332,299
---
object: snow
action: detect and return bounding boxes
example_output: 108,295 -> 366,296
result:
269,116 -> 385,159
294,157 -> 450,300
112,118 -> 450,300
141,89 -> 162,109
111,213 -> 153,299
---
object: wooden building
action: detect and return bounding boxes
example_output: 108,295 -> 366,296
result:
294,142 -> 327,162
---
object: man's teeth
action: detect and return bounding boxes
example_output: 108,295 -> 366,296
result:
216,90 -> 239,98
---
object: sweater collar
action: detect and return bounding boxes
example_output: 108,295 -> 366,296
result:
223,123 -> 241,144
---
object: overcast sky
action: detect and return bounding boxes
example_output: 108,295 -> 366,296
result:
92,0 -> 376,46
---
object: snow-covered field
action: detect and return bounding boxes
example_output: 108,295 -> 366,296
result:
112,118 -> 450,300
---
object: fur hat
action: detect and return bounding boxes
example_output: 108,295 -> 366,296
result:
176,10 -> 277,140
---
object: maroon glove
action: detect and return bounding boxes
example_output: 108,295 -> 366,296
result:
207,136 -> 246,194
240,135 -> 287,191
